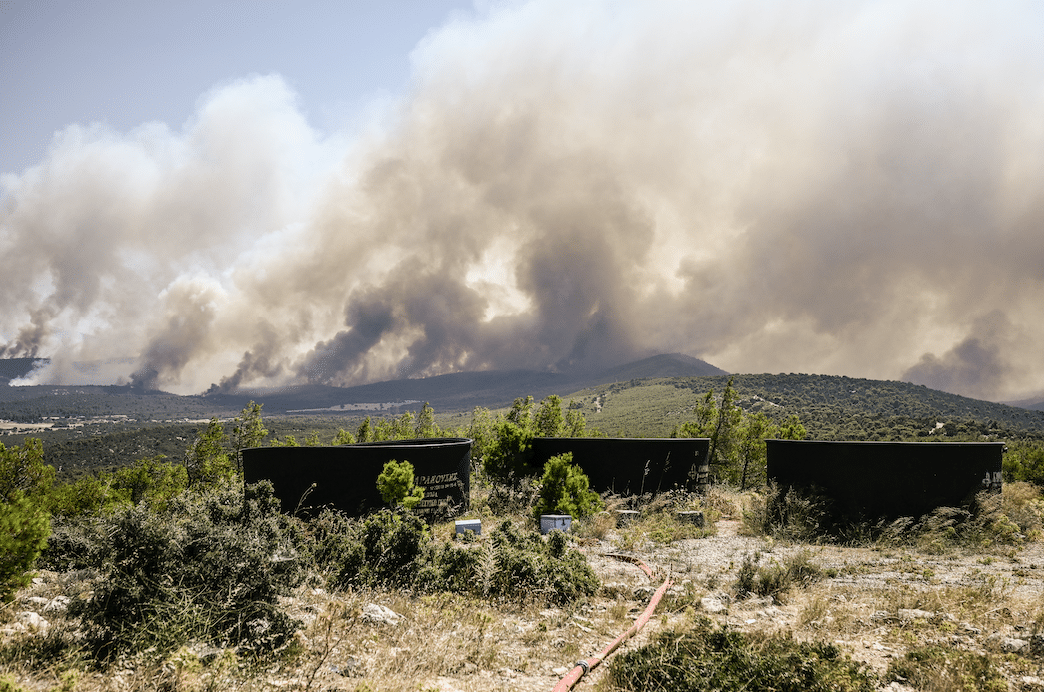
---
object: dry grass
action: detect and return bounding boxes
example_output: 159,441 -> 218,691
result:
5,485 -> 1044,691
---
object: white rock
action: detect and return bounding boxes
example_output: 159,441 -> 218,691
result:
361,603 -> 402,626
1001,637 -> 1030,654
701,596 -> 727,613
16,611 -> 49,630
44,596 -> 71,613
633,586 -> 656,599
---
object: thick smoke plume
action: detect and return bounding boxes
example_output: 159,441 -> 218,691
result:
3,1 -> 1044,401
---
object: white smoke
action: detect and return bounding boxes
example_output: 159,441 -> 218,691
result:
3,1 -> 1044,401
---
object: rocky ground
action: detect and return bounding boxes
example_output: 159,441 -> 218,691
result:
5,517 -> 1044,691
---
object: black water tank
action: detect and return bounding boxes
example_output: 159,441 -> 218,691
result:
766,439 -> 1003,520
243,438 -> 472,519
531,437 -> 710,494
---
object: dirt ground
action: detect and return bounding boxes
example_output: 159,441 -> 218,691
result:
6,518 -> 1044,691
288,519 -> 1044,691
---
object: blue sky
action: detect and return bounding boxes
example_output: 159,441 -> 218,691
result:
0,0 -> 476,176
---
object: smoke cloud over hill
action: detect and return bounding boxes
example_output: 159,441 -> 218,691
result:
2,1 -> 1043,401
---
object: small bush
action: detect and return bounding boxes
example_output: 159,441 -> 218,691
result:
733,550 -> 823,604
335,509 -> 430,589
742,483 -> 831,542
613,498 -> 717,550
376,459 -> 425,510
479,520 -> 598,605
886,646 -> 1006,692
532,453 -> 604,521
322,513 -> 598,605
480,476 -> 539,517
982,481 -> 1043,542
872,486 -> 1044,553
608,617 -> 876,691
0,491 -> 50,602
72,481 -> 303,660
482,419 -> 535,485
744,482 -> 1040,551
0,439 -> 54,504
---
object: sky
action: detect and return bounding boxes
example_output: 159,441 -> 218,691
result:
2,0 -> 1044,403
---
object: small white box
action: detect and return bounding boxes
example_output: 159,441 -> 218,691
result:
455,519 -> 481,535
540,514 -> 572,534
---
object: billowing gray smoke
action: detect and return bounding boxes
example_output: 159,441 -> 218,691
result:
2,1 -> 1044,402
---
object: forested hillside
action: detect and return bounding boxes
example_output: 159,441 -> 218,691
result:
5,370 -> 1044,476
571,373 -> 1044,440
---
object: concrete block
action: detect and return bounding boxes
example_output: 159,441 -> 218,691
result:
455,519 -> 481,535
540,514 -> 572,534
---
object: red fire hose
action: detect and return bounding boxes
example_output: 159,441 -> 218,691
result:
551,556 -> 672,692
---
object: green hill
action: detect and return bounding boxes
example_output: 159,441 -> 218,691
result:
566,373 -> 1044,440
6,359 -> 1044,474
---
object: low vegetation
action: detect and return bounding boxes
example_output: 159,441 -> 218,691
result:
743,480 -> 1044,551
4,385 -> 1044,691
605,617 -> 876,692
885,646 -> 1008,692
733,550 -> 824,604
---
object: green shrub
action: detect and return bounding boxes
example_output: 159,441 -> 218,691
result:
73,481 -> 303,660
185,417 -> 235,488
322,513 -> 598,605
532,452 -> 604,520
1003,441 -> 1044,486
375,459 -> 425,510
481,476 -> 539,517
482,419 -> 535,485
477,520 -> 598,605
0,491 -> 51,602
0,438 -> 54,504
46,474 -> 117,518
107,455 -> 189,511
37,513 -> 105,572
335,509 -> 430,588
46,455 -> 190,519
609,617 -> 876,692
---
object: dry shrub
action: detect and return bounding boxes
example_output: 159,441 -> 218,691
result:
741,484 -> 830,542
998,481 -> 1044,539
733,549 -> 824,604
797,594 -> 830,629
886,646 -> 1007,692
613,498 -> 717,550
871,576 -> 1011,630
701,485 -> 744,520
880,484 -> 1044,553
573,511 -> 617,540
